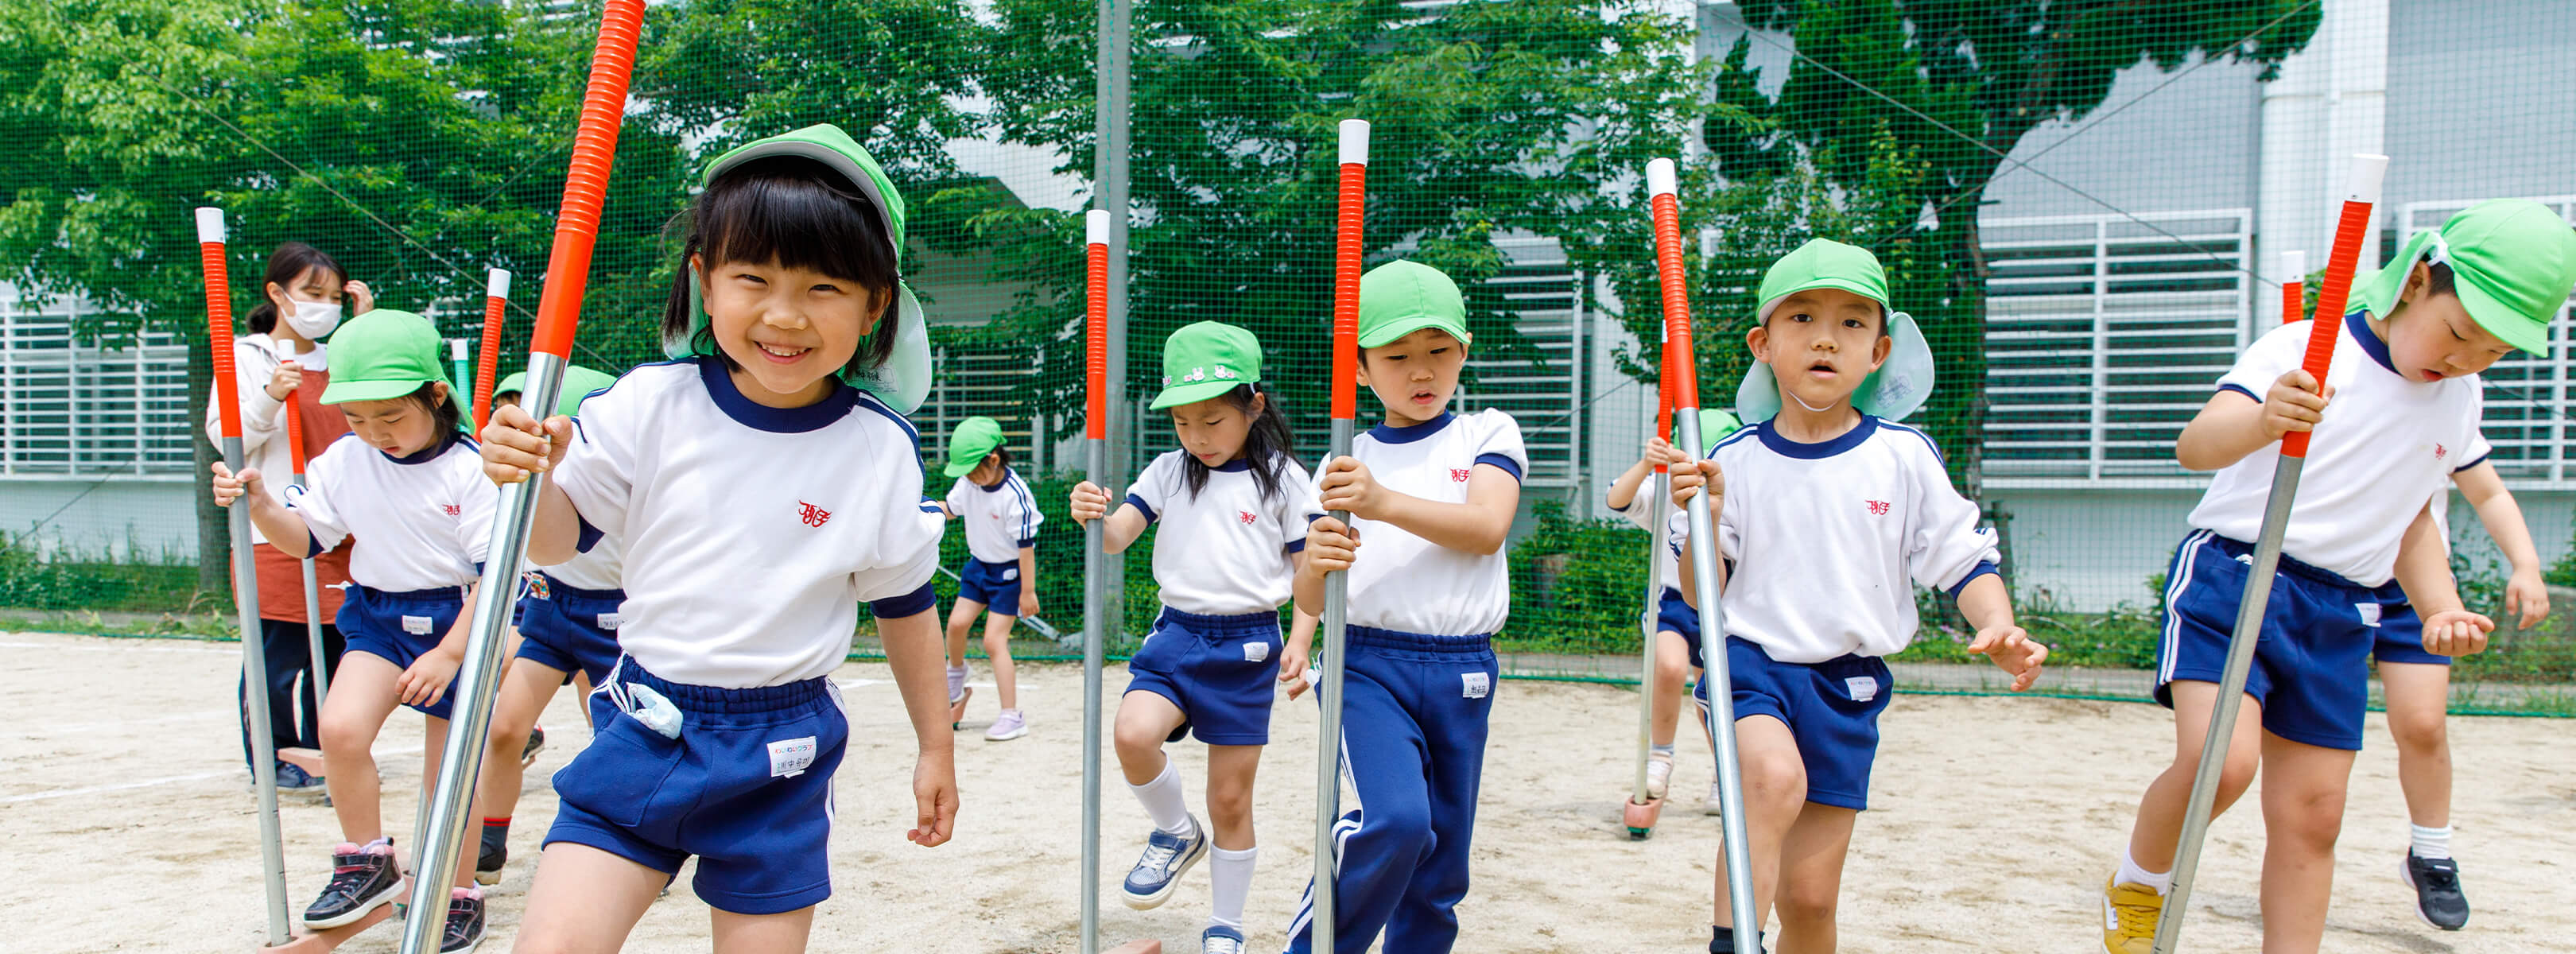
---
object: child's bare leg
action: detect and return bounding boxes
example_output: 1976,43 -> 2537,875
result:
1205,744 -> 1262,851
1712,715 -> 1804,933
2379,661 -> 2454,829
982,611 -> 1019,710
1649,630 -> 1691,748
320,653 -> 405,842
1772,802 -> 1859,954
944,599 -> 984,669
2126,681 -> 2264,872
419,717 -> 482,889
712,906 -> 817,954
2258,732 -> 2355,953
1112,691 -> 1188,785
512,843 -> 666,953
572,671 -> 596,730
480,658 -> 564,831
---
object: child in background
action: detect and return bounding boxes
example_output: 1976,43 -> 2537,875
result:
1069,321 -> 1322,954
1601,411 -> 1738,814
938,415 -> 1044,741
1287,260 -> 1526,954
1668,239 -> 2047,953
211,308 -> 497,951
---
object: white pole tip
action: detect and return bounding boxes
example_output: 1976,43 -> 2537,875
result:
193,207 -> 225,243
487,269 -> 512,299
1086,208 -> 1111,246
449,339 -> 467,360
2346,153 -> 2389,204
2282,250 -> 2306,280
1647,158 -> 1678,198
1338,119 -> 1371,165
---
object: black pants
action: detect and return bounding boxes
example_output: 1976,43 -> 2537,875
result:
240,618 -> 346,770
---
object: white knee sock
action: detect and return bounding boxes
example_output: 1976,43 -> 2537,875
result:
2116,847 -> 2173,894
1128,760 -> 1195,838
1208,846 -> 1257,929
2411,824 -> 2454,860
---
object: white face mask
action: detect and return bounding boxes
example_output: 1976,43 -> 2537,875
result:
281,297 -> 342,339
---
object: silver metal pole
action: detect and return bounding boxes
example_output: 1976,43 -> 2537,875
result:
1631,472 -> 1670,807
230,433 -> 293,945
395,354 -> 567,954
1312,416 -> 1356,952
1678,410 -> 1758,951
1096,0 -> 1132,638
1081,433 -> 1106,954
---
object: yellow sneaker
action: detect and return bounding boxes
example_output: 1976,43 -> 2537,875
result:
2101,876 -> 2163,953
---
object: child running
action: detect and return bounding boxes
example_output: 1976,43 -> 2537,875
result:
1068,321 -> 1322,954
478,124 -> 957,953
210,308 -> 498,952
2101,200 -> 2575,953
937,415 -> 1043,740
1667,238 -> 2047,954
1602,411 -> 1739,814
1287,260 -> 1526,954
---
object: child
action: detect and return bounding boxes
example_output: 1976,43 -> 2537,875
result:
1666,238 -> 2046,953
937,415 -> 1044,740
1287,260 -> 1526,954
477,124 -> 957,952
1068,321 -> 1322,954
210,308 -> 497,951
1602,412 -> 1738,814
2101,200 -> 2575,954
468,364 -> 619,886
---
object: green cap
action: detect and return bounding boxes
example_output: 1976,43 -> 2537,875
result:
1357,260 -> 1474,348
669,124 -> 935,413
1734,238 -> 1936,423
2354,199 -> 2576,355
1150,321 -> 1263,409
495,366 -> 619,417
944,416 -> 1006,479
1674,408 -> 1742,448
317,309 -> 450,405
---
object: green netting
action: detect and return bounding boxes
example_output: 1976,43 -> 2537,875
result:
5,0 -> 2575,716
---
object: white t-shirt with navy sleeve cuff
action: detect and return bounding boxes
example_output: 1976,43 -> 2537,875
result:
549,358 -> 945,688
1125,449 -> 1323,617
1670,417 -> 1999,664
2188,313 -> 2484,586
285,434 -> 495,592
530,530 -> 622,592
946,470 -> 1045,564
1341,409 -> 1527,636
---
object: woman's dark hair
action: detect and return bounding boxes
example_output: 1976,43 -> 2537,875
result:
246,242 -> 347,335
1179,383 -> 1298,502
661,155 -> 903,378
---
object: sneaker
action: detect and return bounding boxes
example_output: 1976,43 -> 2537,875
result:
275,762 -> 327,799
1703,779 -> 1725,816
440,887 -> 486,953
2101,875 -> 2163,954
1120,816 -> 1208,909
1708,926 -> 1766,953
1644,750 -> 1674,801
946,663 -> 968,705
2400,851 -> 2469,930
303,840 -> 402,929
985,708 -> 1029,741
475,824 -> 507,886
519,725 -> 546,768
1201,925 -> 1247,954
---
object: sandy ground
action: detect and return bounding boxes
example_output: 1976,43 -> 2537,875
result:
3,630 -> 2570,953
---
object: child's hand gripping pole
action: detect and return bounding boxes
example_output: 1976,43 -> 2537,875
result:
200,207 -> 294,947
395,4 -> 645,951
1649,158 -> 1758,951
1078,207 -> 1111,954
473,270 -> 510,433
2152,153 -> 2386,954
1627,322 -> 1676,824
1310,118 -> 1367,954
2279,250 -> 2306,326
280,338 -> 332,710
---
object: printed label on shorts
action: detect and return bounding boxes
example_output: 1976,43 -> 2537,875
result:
1001,567 -> 1019,581
1461,672 -> 1491,700
769,736 -> 818,778
595,611 -> 624,630
1845,676 -> 1880,702
1243,641 -> 1271,663
402,615 -> 433,635
2357,603 -> 2382,628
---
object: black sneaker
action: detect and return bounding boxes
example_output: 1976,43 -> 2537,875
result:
475,824 -> 508,886
2401,851 -> 2469,930
519,725 -> 546,767
440,890 -> 486,953
275,762 -> 327,798
303,841 -> 402,929
1709,927 -> 1767,953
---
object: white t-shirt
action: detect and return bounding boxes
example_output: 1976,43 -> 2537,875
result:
285,433 -> 493,592
533,529 -> 623,592
1609,477 -> 1681,599
946,470 -> 1044,564
2187,313 -> 2485,586
1671,417 -> 1999,663
1125,449 -> 1324,617
551,359 -> 945,688
1340,409 -> 1527,635
204,335 -> 331,541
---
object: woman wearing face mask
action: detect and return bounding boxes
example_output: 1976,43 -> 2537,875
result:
204,241 -> 375,795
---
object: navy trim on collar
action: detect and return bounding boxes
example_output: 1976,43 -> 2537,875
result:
1368,410 -> 1456,444
382,433 -> 458,465
696,355 -> 859,433
1209,457 -> 1251,473
2347,310 -> 2399,375
976,473 -> 1010,492
1753,415 -> 1880,460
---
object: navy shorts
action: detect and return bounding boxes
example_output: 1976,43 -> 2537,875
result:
1654,587 -> 1706,668
513,573 -> 625,686
338,584 -> 467,720
2156,530 -> 2411,751
1125,608 -> 1283,746
1693,636 -> 1894,811
956,558 -> 1022,615
544,657 -> 848,915
2371,609 -> 2442,666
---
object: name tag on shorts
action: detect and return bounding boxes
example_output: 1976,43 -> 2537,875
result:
1845,676 -> 1880,703
1461,672 -> 1491,700
769,736 -> 818,778
1001,567 -> 1018,581
596,612 -> 624,630
2357,603 -> 2382,628
1243,641 -> 1270,663
402,615 -> 433,635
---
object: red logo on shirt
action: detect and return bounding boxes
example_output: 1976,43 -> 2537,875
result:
2434,443 -> 2448,460
1450,468 -> 1472,483
1238,510 -> 1257,525
1866,500 -> 1891,516
797,501 -> 833,527
440,504 -> 460,517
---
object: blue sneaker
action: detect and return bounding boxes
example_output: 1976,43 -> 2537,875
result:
1119,815 -> 1207,909
275,762 -> 326,799
1200,925 -> 1247,954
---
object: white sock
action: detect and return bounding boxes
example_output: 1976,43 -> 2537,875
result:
2116,847 -> 2173,894
1128,761 -> 1194,838
1208,846 -> 1257,929
1651,743 -> 1675,758
2411,824 -> 2454,861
